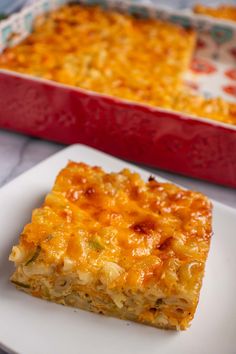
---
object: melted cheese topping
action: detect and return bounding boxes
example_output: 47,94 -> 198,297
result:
194,4 -> 236,22
1,4 -> 235,124
14,162 -> 212,297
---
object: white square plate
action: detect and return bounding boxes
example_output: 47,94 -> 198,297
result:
0,144 -> 236,354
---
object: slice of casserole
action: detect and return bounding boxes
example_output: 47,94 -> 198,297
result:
9,162 -> 212,330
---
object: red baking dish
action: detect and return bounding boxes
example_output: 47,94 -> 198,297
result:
0,0 -> 236,187
0,70 -> 235,187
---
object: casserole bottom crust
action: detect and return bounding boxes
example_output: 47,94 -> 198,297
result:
11,267 -> 194,330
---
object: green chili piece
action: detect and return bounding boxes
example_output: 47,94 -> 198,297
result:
89,239 -> 104,251
11,280 -> 30,289
25,245 -> 41,265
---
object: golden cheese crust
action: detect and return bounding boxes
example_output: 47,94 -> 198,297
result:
9,162 -> 212,330
194,4 -> 236,22
0,4 -> 194,93
1,4 -> 235,124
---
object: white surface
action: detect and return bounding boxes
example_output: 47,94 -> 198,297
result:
0,144 -> 236,354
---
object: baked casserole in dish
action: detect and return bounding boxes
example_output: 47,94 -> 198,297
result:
0,4 -> 235,125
